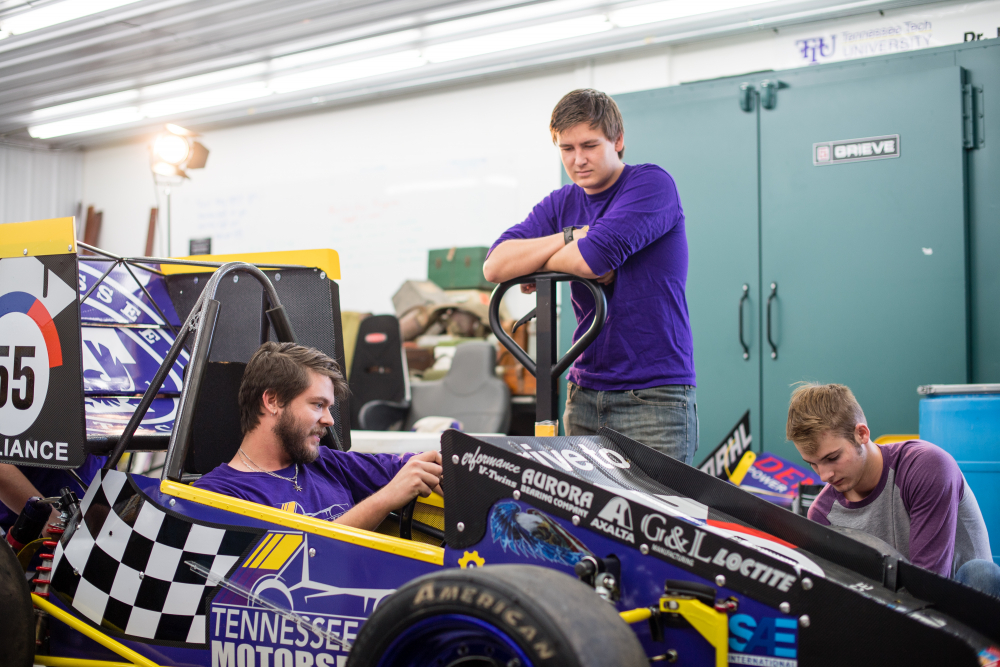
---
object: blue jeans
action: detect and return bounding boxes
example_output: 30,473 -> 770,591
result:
564,383 -> 698,464
955,559 -> 1000,598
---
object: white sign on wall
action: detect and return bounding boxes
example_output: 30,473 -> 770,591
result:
784,1 -> 1000,68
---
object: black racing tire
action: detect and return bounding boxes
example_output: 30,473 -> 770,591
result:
347,564 -> 648,667
0,539 -> 35,667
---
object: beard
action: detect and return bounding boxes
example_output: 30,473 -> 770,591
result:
273,409 -> 324,465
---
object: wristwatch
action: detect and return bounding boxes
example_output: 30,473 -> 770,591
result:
563,226 -> 575,244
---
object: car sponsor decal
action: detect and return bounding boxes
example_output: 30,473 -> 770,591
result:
729,613 -> 798,666
0,255 -> 86,466
444,433 -> 818,607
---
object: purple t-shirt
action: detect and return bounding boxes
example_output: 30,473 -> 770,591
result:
808,440 -> 991,577
194,448 -> 410,522
490,163 -> 695,390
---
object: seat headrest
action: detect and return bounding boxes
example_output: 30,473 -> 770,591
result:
442,342 -> 497,396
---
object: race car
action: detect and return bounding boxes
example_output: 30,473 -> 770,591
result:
2,218 -> 999,667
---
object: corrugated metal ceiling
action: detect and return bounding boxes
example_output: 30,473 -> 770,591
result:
0,0 -> 946,147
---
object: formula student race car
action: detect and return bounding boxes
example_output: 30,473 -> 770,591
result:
2,218 -> 999,667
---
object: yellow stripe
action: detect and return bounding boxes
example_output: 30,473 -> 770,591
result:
248,533 -> 283,568
417,492 -> 444,509
0,217 -> 76,258
245,533 -> 276,567
32,594 -> 160,667
260,534 -> 304,569
157,249 -> 340,279
34,657 -> 137,667
161,480 -> 444,565
281,501 -> 297,513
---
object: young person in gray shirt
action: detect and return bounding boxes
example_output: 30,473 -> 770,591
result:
786,383 -> 999,597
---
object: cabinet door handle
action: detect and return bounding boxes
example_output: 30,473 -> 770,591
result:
767,282 -> 778,360
739,284 -> 750,360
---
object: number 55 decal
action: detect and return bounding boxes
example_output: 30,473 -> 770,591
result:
0,292 -> 60,436
0,346 -> 36,409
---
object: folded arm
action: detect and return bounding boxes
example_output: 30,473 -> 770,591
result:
483,233 -> 566,284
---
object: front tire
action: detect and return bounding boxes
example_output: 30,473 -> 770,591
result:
347,564 -> 647,667
0,539 -> 35,667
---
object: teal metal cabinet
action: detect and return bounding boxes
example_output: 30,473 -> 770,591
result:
613,59 -> 972,460
758,66 -> 969,458
616,81 -> 761,460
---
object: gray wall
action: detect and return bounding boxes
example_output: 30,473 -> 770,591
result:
0,142 -> 83,227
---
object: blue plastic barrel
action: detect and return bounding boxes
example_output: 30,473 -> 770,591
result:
919,384 -> 1000,565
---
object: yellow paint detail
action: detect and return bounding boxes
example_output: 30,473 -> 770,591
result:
534,422 -> 557,437
281,501 -> 298,513
32,594 -> 161,667
248,533 -> 283,568
417,492 -> 444,509
34,657 -> 137,667
259,534 -> 304,569
158,249 -> 340,279
874,434 -> 919,445
458,550 -> 485,569
245,532 -> 276,566
161,480 -> 444,565
729,450 -> 756,486
619,607 -> 653,624
659,596 -> 728,667
0,217 -> 76,258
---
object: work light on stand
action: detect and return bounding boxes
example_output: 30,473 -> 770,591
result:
149,123 -> 210,256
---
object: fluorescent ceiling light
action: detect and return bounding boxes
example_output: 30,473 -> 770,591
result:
31,89 -> 138,120
424,0 -> 603,38
425,14 -> 611,63
0,0 -> 143,36
272,30 -> 421,71
142,64 -> 269,98
610,0 -> 770,27
141,82 -> 272,117
28,107 -> 143,138
269,50 -> 426,94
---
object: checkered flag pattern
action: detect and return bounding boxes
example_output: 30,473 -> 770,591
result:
50,470 -> 260,644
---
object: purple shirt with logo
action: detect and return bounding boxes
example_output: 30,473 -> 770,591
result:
808,440 -> 991,577
194,448 -> 411,522
490,163 -> 695,391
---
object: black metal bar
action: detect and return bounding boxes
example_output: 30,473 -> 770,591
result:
66,468 -> 89,493
122,260 -> 180,337
163,299 -> 221,482
767,282 -> 778,360
739,283 -> 750,360
488,281 -> 536,376
535,278 -> 558,423
550,279 -> 606,379
80,259 -> 121,305
266,305 -> 297,343
104,324 -> 191,470
260,292 -> 272,345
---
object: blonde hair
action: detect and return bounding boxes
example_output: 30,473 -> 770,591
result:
786,383 -> 866,455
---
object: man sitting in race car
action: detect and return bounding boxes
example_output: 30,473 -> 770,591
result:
195,342 -> 442,530
787,382 -> 1000,598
